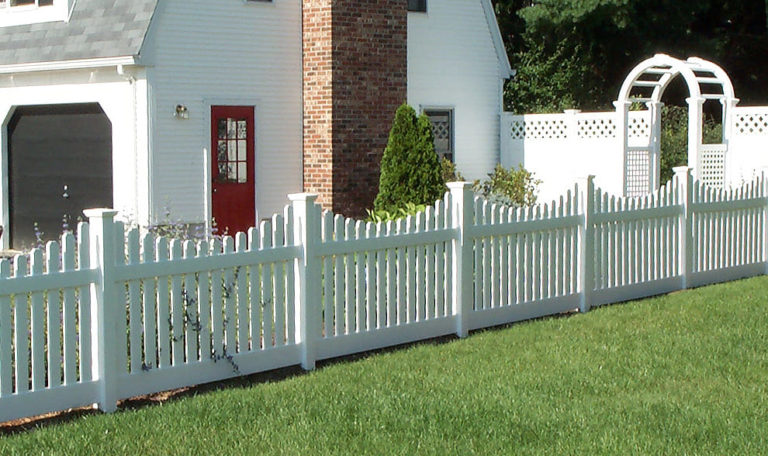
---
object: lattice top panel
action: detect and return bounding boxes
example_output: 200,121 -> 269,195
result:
509,119 -> 568,140
576,118 -> 616,139
733,111 -> 768,136
627,115 -> 651,139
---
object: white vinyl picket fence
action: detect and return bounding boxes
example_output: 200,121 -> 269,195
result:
1,166 -> 767,423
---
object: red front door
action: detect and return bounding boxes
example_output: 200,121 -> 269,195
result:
211,106 -> 255,235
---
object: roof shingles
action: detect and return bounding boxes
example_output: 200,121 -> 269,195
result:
0,0 -> 158,66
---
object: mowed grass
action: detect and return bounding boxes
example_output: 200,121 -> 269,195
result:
2,277 -> 767,455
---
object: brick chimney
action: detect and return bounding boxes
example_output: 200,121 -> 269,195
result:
302,0 -> 408,217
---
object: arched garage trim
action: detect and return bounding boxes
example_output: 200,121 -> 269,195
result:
0,67 -> 143,250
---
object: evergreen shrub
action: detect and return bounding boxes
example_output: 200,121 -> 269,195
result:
374,104 -> 445,213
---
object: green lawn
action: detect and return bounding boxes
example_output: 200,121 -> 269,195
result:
2,277 -> 767,455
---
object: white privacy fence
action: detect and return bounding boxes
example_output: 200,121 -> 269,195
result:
1,168 -> 767,423
501,110 -> 654,202
501,105 -> 768,202
728,106 -> 768,186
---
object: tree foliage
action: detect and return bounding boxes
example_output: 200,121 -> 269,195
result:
494,0 -> 768,113
374,104 -> 445,213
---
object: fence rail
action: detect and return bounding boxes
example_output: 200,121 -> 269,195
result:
1,167 -> 766,423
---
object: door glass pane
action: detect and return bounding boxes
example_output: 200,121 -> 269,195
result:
238,163 -> 247,183
227,119 -> 237,139
228,140 -> 238,161
237,120 -> 247,139
237,140 -> 247,161
227,163 -> 237,181
218,120 -> 227,140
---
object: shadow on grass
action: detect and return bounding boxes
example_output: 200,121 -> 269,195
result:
0,307 -> 589,436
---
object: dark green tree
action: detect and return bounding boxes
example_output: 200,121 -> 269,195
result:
374,104 -> 445,213
493,0 -> 768,113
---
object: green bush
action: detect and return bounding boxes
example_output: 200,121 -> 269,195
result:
473,164 -> 540,207
366,202 -> 428,223
374,104 -> 445,214
441,157 -> 465,184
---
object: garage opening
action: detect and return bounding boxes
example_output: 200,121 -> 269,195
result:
8,103 -> 113,249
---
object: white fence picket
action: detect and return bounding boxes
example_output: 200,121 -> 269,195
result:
46,241 -> 62,388
77,222 -> 92,383
0,260 -> 11,395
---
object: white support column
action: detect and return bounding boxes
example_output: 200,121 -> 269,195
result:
686,97 -> 705,181
721,98 -> 739,144
448,182 -> 473,337
578,176 -> 595,313
83,208 -> 119,413
614,101 -> 631,196
646,101 -> 664,189
721,98 -> 739,187
673,167 -> 693,289
289,193 -> 320,370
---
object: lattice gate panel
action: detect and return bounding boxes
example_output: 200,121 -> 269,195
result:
626,148 -> 651,196
698,145 -> 726,188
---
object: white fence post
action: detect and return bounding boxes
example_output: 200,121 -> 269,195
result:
83,209 -> 119,413
673,167 -> 693,289
763,170 -> 768,275
448,182 -> 474,338
614,101 -> 631,196
289,193 -> 320,370
578,176 -> 595,313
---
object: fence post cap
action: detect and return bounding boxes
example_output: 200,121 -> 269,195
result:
447,181 -> 472,190
288,193 -> 319,203
672,166 -> 692,176
613,100 -> 631,109
83,208 -> 118,219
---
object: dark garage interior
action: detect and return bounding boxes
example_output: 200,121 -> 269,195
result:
7,103 -> 113,249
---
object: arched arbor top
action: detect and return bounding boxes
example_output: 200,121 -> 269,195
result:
617,54 -> 736,106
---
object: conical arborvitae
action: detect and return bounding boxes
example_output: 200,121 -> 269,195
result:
374,104 -> 445,213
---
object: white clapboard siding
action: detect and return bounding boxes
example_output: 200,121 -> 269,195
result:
2,173 -> 768,424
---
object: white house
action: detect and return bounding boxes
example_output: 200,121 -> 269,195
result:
0,0 -> 511,249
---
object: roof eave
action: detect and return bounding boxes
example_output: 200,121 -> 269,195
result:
0,55 -> 138,74
480,0 -> 513,79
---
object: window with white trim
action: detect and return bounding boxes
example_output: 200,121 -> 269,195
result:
0,0 -> 54,9
408,0 -> 426,12
424,108 -> 453,162
0,0 -> 71,27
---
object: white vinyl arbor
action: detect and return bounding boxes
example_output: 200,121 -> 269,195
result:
616,54 -> 737,193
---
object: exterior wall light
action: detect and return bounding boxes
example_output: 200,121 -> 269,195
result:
174,104 -> 189,119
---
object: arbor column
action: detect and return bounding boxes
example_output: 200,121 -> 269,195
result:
614,101 -> 631,196
646,101 -> 664,190
686,97 -> 705,181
